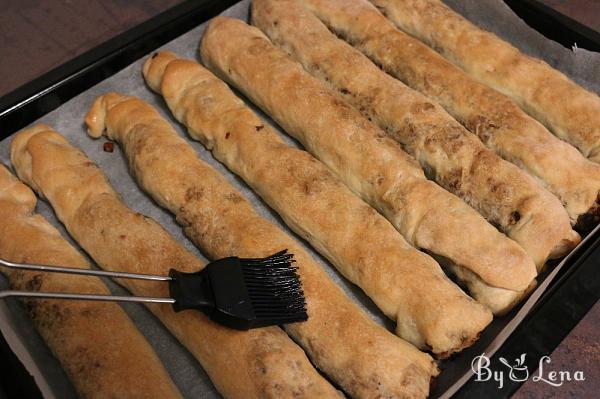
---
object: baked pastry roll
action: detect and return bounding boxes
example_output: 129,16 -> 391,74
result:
85,92 -> 439,398
293,0 -> 580,266
200,17 -> 538,314
10,125 -> 340,399
0,164 -> 181,399
261,0 -> 600,234
141,52 -> 493,355
371,0 -> 600,165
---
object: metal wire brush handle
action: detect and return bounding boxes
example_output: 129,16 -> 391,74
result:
0,258 -> 175,304
0,250 -> 307,330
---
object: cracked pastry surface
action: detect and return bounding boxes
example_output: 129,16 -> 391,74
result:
85,91 -> 439,398
200,16 -> 539,314
370,0 -> 600,165
294,0 -> 580,268
138,53 -> 492,354
0,164 -> 182,399
10,125 -> 340,399
260,0 -> 600,234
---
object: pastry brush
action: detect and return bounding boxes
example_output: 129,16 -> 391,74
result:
0,250 -> 307,330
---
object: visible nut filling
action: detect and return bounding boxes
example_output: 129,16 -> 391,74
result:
509,211 -> 521,225
103,142 -> 115,152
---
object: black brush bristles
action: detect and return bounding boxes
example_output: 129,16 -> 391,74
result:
240,250 -> 308,327
168,249 -> 308,330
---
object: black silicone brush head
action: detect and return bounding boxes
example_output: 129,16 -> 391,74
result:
169,250 -> 308,330
240,250 -> 307,327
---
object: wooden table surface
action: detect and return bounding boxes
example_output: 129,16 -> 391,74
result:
541,0 -> 600,33
0,0 -> 598,398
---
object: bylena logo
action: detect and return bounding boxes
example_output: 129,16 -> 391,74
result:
471,353 -> 585,389
499,354 -> 528,382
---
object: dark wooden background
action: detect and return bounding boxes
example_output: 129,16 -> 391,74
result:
0,0 -> 181,95
542,0 -> 600,32
0,0 -> 598,398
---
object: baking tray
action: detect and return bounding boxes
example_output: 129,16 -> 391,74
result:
0,0 -> 599,398
505,0 -> 600,52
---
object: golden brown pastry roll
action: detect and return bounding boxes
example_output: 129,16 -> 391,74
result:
199,17 -> 539,314
138,51 -> 493,355
0,164 -> 181,399
371,0 -> 600,164
292,0 -> 580,265
258,0 -> 600,233
85,92 -> 439,398
10,125 -> 341,399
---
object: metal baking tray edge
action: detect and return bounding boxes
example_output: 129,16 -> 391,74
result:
0,1 -> 598,398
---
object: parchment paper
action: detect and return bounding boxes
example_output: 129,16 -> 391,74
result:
0,0 -> 598,398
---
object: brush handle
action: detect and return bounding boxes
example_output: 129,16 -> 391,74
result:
168,268 -> 215,313
0,258 -> 171,281
0,290 -> 175,304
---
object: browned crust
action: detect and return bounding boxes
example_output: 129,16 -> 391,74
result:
251,0 -> 542,296
84,89 -> 439,397
199,18 -> 540,315
137,53 -> 493,354
10,126 -> 341,399
294,0 -> 580,267
370,0 -> 600,164
268,0 -> 600,233
436,273 -> 537,358
368,0 -> 600,231
0,164 -> 181,399
575,194 -> 600,234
